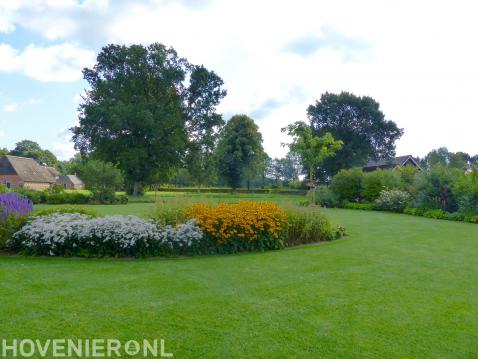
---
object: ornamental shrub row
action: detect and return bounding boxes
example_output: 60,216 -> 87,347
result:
13,188 -> 128,205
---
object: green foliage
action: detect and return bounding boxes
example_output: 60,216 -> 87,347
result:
330,168 -> 363,202
284,206 -> 343,246
35,206 -> 99,217
0,184 -> 9,194
0,215 -> 27,249
79,160 -> 124,203
453,168 -> 478,213
216,115 -> 264,190
307,92 -> 403,179
373,189 -> 411,212
362,169 -> 402,202
344,202 -> 374,211
414,165 -> 462,212
313,185 -> 339,207
10,139 -> 58,166
395,165 -> 420,194
73,43 -> 226,195
282,121 -> 342,187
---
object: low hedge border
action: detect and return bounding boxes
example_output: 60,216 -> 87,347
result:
342,202 -> 478,224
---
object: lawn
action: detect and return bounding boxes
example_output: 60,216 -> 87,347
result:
2,206 -> 478,357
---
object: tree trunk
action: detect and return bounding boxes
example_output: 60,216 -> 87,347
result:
310,170 -> 316,205
247,180 -> 250,191
133,181 -> 142,197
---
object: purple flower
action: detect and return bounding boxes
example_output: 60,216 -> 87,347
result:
0,193 -> 34,221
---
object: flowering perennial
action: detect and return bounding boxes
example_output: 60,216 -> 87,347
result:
185,201 -> 287,244
9,213 -> 203,257
0,193 -> 33,220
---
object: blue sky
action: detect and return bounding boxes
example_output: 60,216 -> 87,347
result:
1,0 -> 478,160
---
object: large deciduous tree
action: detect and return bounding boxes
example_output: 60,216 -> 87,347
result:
72,44 -> 226,196
184,65 -> 226,190
307,92 -> 403,179
216,115 -> 264,191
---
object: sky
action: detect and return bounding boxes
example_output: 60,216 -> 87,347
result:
0,0 -> 477,161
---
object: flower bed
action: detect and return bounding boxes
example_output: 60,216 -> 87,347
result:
185,201 -> 288,252
7,201 -> 345,257
0,193 -> 33,248
9,213 -> 202,257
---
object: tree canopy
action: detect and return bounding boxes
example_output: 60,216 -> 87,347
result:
9,140 -> 58,166
307,92 -> 403,179
216,115 -> 264,190
283,121 -> 342,202
72,43 -> 226,195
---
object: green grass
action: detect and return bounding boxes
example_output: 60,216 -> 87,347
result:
2,206 -> 478,357
34,192 -> 305,218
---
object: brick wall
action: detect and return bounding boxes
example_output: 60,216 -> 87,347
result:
0,174 -> 22,189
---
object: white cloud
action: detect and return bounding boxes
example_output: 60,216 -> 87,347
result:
52,126 -> 77,161
1,0 -> 478,157
2,98 -> 41,113
0,43 -> 95,82
3,103 -> 19,113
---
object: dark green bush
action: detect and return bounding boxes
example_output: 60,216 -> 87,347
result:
314,185 -> 340,207
0,215 -> 28,249
415,166 -> 462,212
362,169 -> 402,202
330,168 -> 363,202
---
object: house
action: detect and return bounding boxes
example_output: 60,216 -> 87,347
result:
45,166 -> 61,181
58,174 -> 85,190
0,155 -> 56,189
361,155 -> 422,172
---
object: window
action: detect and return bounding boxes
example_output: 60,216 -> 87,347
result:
6,182 -> 11,189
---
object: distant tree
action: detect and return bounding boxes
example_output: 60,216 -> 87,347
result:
424,147 -> 471,170
0,148 -> 8,157
72,43 -> 226,196
57,154 -> 86,175
282,121 -> 342,203
10,140 -> 58,166
216,115 -> 264,191
184,65 -> 226,191
267,153 -> 302,186
307,92 -> 403,179
79,160 -> 124,203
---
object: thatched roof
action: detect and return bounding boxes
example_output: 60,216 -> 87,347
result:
64,174 -> 84,186
0,155 -> 56,183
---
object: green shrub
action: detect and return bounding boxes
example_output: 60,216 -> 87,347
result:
415,166 -> 462,212
330,168 -> 363,202
453,168 -> 478,213
0,215 -> 28,249
314,185 -> 339,207
362,169 -> 402,202
14,188 -> 45,204
344,202 -> 374,211
0,184 -> 9,194
284,206 -> 344,246
297,198 -> 310,207
34,206 -> 99,217
403,207 -> 425,216
423,209 -> 449,220
373,189 -> 411,212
